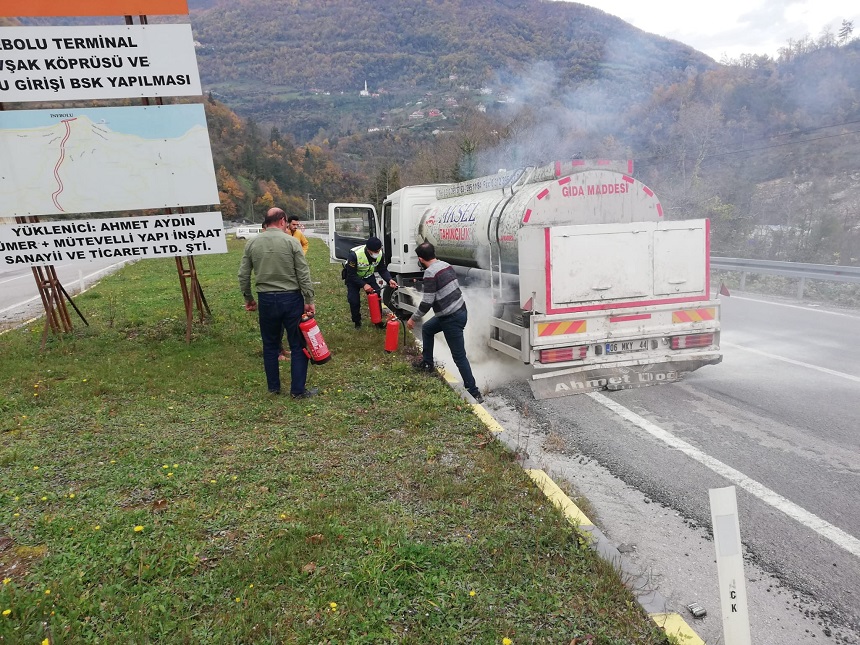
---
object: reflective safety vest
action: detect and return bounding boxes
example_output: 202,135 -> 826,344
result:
351,244 -> 382,278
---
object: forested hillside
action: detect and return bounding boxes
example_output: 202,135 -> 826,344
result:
189,0 -> 711,142
203,96 -> 364,222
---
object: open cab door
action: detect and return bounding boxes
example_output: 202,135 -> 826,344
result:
328,203 -> 379,263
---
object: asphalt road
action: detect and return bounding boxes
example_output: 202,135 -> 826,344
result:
481,294 -> 860,643
0,257 -> 132,328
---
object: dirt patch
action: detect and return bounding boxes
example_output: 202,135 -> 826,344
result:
0,533 -> 46,582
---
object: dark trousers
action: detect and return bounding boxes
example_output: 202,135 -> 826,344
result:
257,291 -> 308,395
346,277 -> 381,324
421,307 -> 477,394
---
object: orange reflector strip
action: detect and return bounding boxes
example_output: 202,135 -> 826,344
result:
2,0 -> 189,16
537,320 -> 587,336
672,308 -> 716,323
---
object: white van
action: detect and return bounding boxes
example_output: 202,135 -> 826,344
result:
235,226 -> 263,239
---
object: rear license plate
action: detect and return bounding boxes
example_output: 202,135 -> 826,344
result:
605,340 -> 649,354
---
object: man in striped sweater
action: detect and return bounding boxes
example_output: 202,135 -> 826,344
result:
406,242 -> 483,404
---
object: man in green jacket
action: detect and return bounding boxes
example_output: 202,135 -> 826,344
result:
238,208 -> 317,398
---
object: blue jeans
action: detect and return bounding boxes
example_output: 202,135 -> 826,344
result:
257,291 -> 309,395
421,306 -> 477,394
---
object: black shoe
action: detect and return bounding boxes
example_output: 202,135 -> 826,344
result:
375,322 -> 387,329
354,322 -> 362,329
469,389 -> 484,404
291,387 -> 319,399
412,360 -> 435,373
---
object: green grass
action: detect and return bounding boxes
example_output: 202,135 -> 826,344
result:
0,238 -> 668,643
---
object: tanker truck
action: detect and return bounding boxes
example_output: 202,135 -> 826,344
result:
327,159 -> 721,399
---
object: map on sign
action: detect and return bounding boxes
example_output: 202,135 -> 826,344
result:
0,104 -> 219,218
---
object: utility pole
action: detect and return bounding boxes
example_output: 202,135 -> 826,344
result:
311,198 -> 316,221
306,193 -> 311,218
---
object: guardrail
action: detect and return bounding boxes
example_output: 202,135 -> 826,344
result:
711,256 -> 860,298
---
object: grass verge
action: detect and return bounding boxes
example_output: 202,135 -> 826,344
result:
0,238 -> 668,643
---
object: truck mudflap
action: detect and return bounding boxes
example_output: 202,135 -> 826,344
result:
528,353 -> 723,400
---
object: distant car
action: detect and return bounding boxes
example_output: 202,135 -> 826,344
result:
235,226 -> 263,240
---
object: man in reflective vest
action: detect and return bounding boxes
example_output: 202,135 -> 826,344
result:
343,236 -> 397,329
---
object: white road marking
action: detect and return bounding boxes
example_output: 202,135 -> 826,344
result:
589,391 -> 860,559
722,341 -> 860,384
728,295 -> 860,318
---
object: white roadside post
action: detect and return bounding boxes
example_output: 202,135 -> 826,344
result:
709,486 -> 752,645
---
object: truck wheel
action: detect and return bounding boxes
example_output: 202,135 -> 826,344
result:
382,286 -> 412,320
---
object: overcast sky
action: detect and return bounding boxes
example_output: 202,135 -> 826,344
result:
567,0 -> 859,61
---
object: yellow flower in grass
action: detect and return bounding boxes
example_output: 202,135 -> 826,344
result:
44,589 -> 50,595
235,597 -> 240,603
2,578 -> 10,585
43,640 -> 49,645
469,590 -> 476,597
329,602 -> 337,611
134,525 -> 144,532
2,609 -> 10,616
502,639 -> 513,645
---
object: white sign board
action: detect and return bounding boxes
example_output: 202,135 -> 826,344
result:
0,24 -> 201,101
0,104 -> 219,217
709,486 -> 752,645
1,212 -> 226,267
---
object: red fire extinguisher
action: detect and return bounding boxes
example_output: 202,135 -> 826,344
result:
384,315 -> 400,353
367,290 -> 383,325
299,314 -> 331,364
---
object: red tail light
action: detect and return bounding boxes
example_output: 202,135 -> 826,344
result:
539,346 -> 588,363
671,333 -> 714,349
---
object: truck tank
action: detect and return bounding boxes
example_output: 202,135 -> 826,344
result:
416,160 -> 663,273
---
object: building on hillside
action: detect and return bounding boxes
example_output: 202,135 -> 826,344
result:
408,110 -> 424,120
360,81 -> 370,97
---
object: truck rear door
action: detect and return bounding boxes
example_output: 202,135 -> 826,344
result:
327,203 -> 378,262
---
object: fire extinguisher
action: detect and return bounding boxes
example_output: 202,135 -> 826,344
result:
367,290 -> 383,325
299,314 -> 331,364
384,315 -> 400,353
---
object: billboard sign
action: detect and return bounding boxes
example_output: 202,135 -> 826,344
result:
0,25 -> 202,102
0,103 -> 219,217
1,211 -> 226,267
